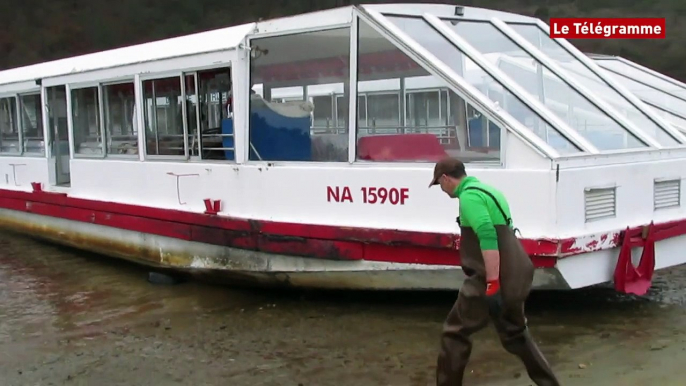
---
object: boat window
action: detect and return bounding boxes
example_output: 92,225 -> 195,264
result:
366,92 -> 401,129
71,86 -> 103,156
142,77 -> 185,157
248,27 -> 351,162
406,90 -> 443,128
357,95 -> 367,128
504,23 -> 680,146
0,97 -> 19,154
355,19 -> 508,163
194,67 -> 233,160
183,74 -> 200,157
312,95 -> 334,130
373,17 -> 585,158
408,18 -> 644,151
18,93 -> 44,155
102,82 -> 138,156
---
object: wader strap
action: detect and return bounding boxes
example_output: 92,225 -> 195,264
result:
455,186 -> 521,236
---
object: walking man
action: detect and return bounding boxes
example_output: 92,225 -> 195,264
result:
429,157 -> 560,386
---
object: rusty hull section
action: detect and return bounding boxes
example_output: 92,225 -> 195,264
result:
0,207 -> 568,290
0,208 -> 455,290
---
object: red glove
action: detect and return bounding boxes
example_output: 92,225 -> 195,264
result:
486,280 -> 503,317
486,280 -> 500,296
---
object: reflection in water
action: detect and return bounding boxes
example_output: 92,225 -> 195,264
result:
0,230 -> 685,386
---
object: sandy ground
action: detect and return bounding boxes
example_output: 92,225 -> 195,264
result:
1,231 -> 685,386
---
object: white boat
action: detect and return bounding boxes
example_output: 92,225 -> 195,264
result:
1,4 -> 685,293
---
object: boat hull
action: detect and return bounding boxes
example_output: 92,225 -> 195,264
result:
0,207 -> 569,290
1,185 -> 685,292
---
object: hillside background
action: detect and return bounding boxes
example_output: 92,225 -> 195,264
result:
1,0 -> 684,80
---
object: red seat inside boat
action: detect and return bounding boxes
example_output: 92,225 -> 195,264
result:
357,133 -> 448,162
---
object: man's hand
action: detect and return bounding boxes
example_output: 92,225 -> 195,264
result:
482,249 -> 502,316
486,280 -> 500,296
482,249 -> 500,296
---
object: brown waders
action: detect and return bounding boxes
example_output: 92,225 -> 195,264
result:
436,225 -> 560,386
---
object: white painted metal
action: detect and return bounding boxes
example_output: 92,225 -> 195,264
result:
357,7 -> 562,160
553,150 -> 686,170
14,93 -> 24,156
65,84 -> 75,162
242,34 -> 256,164
43,51 -> 235,89
533,20 -> 686,145
134,74 -> 146,162
0,85 -> 40,97
424,14 -> 598,154
0,23 -> 255,86
654,178 -> 681,210
494,19 -> 662,149
180,75 -> 190,160
347,15 -> 359,164
555,156 -> 686,236
0,157 -> 50,189
40,86 -> 51,159
584,187 -> 616,222
556,233 -> 686,289
232,44 -> 248,165
0,81 -> 39,95
97,85 -> 107,158
251,7 -> 353,37
363,3 -> 536,23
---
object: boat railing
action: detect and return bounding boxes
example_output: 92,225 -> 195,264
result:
68,123 -> 469,159
310,124 -> 460,148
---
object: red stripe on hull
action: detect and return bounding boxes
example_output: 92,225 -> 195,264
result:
1,187 -> 685,268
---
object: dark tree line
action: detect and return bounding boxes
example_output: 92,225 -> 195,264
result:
2,0 -> 685,81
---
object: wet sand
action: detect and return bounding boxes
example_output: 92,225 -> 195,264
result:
1,230 -> 685,386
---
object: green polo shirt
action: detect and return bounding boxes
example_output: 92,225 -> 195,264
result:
454,176 -> 513,250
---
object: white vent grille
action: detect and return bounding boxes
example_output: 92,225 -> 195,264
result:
654,179 -> 681,210
584,187 -> 616,222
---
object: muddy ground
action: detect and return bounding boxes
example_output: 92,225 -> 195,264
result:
1,230 -> 685,386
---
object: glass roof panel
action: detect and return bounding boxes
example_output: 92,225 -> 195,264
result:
425,18 -> 645,151
596,59 -> 686,99
650,106 -> 686,132
384,16 -> 581,154
598,67 -> 686,115
506,23 -> 679,146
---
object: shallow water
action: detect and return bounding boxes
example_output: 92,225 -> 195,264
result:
1,230 -> 685,385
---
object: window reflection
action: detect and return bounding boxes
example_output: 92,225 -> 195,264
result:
385,15 -> 581,153
249,28 -> 351,162
355,19 -> 504,163
103,82 -> 138,155
418,17 -> 645,151
0,97 -> 19,153
506,23 -> 678,146
142,77 -> 185,156
18,94 -> 44,154
71,87 -> 103,155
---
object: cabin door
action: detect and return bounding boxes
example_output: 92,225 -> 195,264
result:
46,86 -> 70,186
